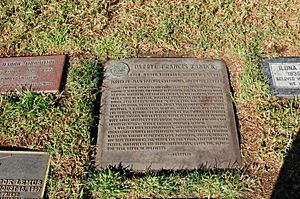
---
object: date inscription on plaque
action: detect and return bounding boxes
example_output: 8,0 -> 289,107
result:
262,57 -> 300,96
0,151 -> 50,199
96,58 -> 241,170
0,55 -> 67,93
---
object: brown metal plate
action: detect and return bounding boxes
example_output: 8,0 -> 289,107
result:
0,55 -> 67,93
0,151 -> 50,198
96,58 -> 241,170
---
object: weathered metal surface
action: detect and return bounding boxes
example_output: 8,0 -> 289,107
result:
0,151 -> 50,198
0,55 -> 67,93
96,58 -> 241,170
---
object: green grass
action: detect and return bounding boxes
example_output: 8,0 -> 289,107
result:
1,0 -> 300,198
85,168 -> 252,199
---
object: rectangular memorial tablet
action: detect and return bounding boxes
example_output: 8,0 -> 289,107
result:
0,55 -> 67,93
96,58 -> 241,170
0,151 -> 50,198
262,57 -> 300,96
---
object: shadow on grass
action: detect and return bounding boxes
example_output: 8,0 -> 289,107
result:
89,59 -> 104,157
89,59 -> 104,145
271,131 -> 300,199
0,146 -> 36,151
59,54 -> 70,92
103,163 -> 244,179
84,164 -> 247,199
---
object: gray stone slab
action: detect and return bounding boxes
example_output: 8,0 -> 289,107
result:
0,55 -> 67,93
0,151 -> 50,198
96,58 -> 241,170
262,57 -> 300,96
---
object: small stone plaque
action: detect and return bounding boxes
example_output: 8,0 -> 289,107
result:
96,58 -> 241,170
262,57 -> 300,96
0,151 -> 50,198
0,55 -> 67,93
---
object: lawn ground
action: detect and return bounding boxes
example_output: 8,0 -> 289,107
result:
1,0 -> 300,198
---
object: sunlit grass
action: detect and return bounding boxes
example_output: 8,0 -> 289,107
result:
1,0 -> 300,198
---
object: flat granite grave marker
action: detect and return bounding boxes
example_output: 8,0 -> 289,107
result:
96,58 -> 241,170
0,151 -> 50,198
0,55 -> 67,93
262,57 -> 300,96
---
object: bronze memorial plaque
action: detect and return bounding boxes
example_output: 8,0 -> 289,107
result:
0,151 -> 50,198
96,58 -> 241,170
0,55 -> 67,93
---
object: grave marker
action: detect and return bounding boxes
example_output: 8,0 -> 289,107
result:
96,58 -> 241,170
262,57 -> 300,96
0,55 -> 67,93
0,151 -> 50,198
